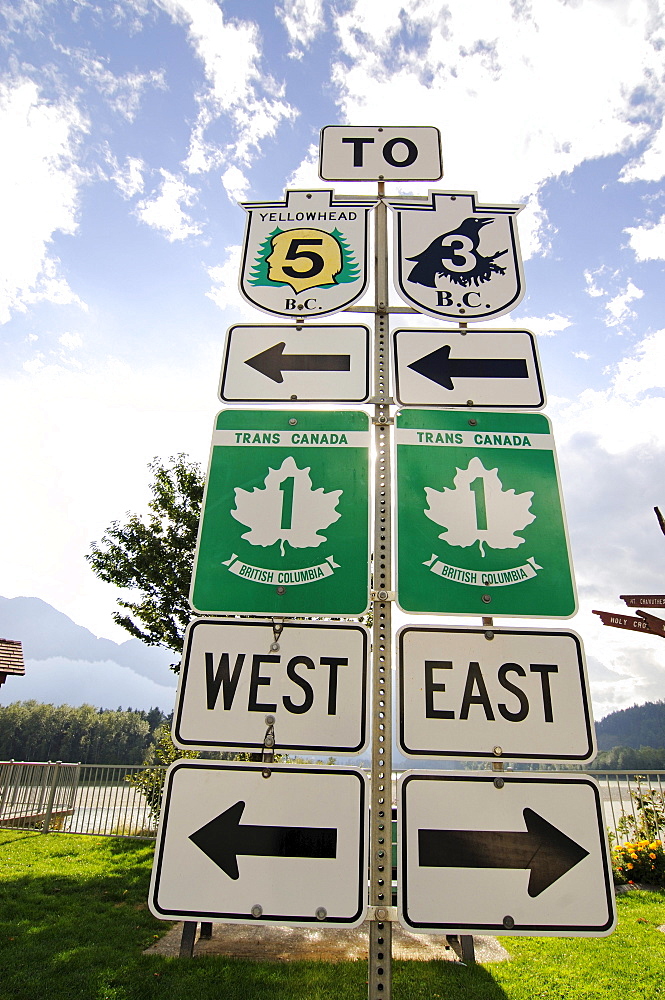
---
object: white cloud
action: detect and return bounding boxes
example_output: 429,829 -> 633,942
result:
206,245 -> 257,319
221,165 -> 250,203
573,351 -> 591,360
108,153 -> 145,199
507,312 -> 572,338
0,657 -> 176,712
0,78 -> 88,324
58,331 -> 83,350
158,0 -> 297,170
135,169 -> 202,241
620,122 -> 665,183
625,215 -> 665,261
276,0 -> 326,58
584,267 -> 608,298
65,48 -> 167,122
604,279 -> 644,327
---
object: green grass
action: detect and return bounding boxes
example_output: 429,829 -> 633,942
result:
1,830 -> 664,1000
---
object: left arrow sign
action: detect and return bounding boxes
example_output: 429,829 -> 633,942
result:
408,344 -> 528,390
190,800 -> 337,879
418,808 -> 589,897
245,342 -> 351,383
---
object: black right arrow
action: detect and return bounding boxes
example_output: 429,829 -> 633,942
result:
190,800 -> 337,880
408,344 -> 528,390
418,808 -> 589,897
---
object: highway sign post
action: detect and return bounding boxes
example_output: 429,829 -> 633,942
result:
220,324 -> 370,403
239,189 -> 376,318
393,328 -> 544,408
150,761 -> 368,927
173,619 -> 369,755
397,626 -> 595,762
395,408 -> 577,617
398,771 -> 616,937
190,409 -> 370,616
387,191 -> 525,323
319,125 -> 443,181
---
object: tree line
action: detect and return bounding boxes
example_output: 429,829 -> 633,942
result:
0,701 -> 170,765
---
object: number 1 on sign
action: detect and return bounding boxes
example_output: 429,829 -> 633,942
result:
470,477 -> 488,530
280,476 -> 295,529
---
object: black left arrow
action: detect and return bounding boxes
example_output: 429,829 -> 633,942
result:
190,800 -> 337,879
418,808 -> 589,897
245,342 -> 351,383
408,344 -> 528,390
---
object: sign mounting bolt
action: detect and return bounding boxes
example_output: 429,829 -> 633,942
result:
251,904 -> 263,918
315,907 -> 327,920
482,594 -> 492,604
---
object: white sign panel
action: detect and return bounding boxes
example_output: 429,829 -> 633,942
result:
398,771 -> 616,937
388,191 -> 525,323
150,761 -> 368,927
397,626 -> 595,762
239,189 -> 376,319
220,324 -> 370,403
319,125 -> 443,181
393,329 -> 545,409
173,620 -> 369,755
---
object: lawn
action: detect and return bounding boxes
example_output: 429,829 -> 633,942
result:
1,830 -> 664,1000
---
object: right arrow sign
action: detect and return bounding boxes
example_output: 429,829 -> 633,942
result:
399,772 -> 616,937
393,328 -> 545,408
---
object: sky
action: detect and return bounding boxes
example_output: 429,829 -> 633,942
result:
1,0 -> 665,720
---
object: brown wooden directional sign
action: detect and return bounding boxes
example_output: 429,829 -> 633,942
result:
620,594 -> 665,608
636,610 -> 665,637
593,610 -> 660,635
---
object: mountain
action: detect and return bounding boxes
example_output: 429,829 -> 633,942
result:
596,700 -> 665,752
0,596 -> 174,684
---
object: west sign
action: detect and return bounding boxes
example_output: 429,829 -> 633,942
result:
173,619 -> 369,755
397,626 -> 595,763
388,191 -> 525,323
395,409 -> 577,618
239,189 -> 376,319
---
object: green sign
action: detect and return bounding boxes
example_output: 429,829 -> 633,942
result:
396,409 -> 576,617
191,410 -> 370,616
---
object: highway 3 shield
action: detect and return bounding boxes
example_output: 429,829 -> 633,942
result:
319,125 -> 443,181
397,626 -> 595,762
387,191 -> 525,323
173,619 -> 369,755
393,329 -> 545,408
395,409 -> 577,618
239,189 -> 376,319
190,410 -> 370,617
398,771 -> 616,937
220,324 -> 370,403
150,761 -> 368,927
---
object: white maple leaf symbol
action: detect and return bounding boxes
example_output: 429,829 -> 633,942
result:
424,456 -> 535,556
231,455 -> 342,556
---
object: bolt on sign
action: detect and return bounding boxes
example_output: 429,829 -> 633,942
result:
190,409 -> 370,617
239,189 -> 376,319
395,409 -> 577,618
318,125 -> 443,181
387,191 -> 525,323
172,619 -> 370,755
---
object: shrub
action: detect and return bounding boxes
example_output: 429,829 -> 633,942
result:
612,838 -> 665,887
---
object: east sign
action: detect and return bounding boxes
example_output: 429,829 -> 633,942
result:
173,620 -> 369,755
190,409 -> 370,617
397,626 -> 595,763
395,409 -> 577,618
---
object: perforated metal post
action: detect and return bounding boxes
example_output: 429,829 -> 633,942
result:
368,185 -> 393,1000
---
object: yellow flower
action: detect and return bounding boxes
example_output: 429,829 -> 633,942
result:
627,863 -> 634,869
650,853 -> 656,859
631,853 -> 638,860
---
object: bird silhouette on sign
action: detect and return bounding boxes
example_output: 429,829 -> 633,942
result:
407,217 -> 508,289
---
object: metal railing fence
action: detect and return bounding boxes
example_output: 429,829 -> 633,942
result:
1,762 -> 664,844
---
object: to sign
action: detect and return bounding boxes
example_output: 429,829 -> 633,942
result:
173,620 -> 369,755
190,410 -> 370,617
387,191 -> 525,323
393,329 -> 544,409
220,324 -> 370,403
239,189 -> 375,318
150,761 -> 368,927
395,408 -> 577,618
319,125 -> 443,181
398,771 -> 616,937
397,626 -> 595,762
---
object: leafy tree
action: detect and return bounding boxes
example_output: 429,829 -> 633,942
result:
86,454 -> 204,663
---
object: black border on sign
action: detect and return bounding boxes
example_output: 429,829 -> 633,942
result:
392,328 -> 545,410
399,771 -> 616,936
396,626 -> 595,761
318,125 -> 443,181
173,619 -> 369,754
219,323 -> 371,404
151,761 -> 367,925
